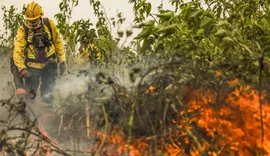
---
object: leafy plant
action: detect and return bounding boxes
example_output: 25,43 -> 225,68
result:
0,5 -> 24,50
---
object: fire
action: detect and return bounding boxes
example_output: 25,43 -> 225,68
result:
89,127 -> 150,156
89,84 -> 268,155
25,113 -> 57,156
145,85 -> 156,93
166,86 -> 270,155
21,85 -> 270,156
215,70 -> 222,76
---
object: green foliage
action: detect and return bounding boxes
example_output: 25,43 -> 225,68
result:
133,0 -> 270,85
89,0 -> 108,29
128,0 -> 152,23
54,0 -> 80,66
0,5 -> 24,49
54,0 -> 125,68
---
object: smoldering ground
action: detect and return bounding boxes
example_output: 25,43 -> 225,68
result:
0,54 -> 139,155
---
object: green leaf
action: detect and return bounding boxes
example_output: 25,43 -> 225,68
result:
190,9 -> 204,18
126,30 -> 133,37
196,28 -> 205,35
217,6 -> 222,18
222,36 -> 234,43
178,74 -> 195,84
146,3 -> 152,16
144,20 -> 155,26
156,24 -> 178,33
214,29 -> 228,37
156,11 -> 174,20
200,17 -> 213,29
117,31 -> 124,38
216,20 -> 229,26
134,27 -> 153,39
253,61 -> 259,67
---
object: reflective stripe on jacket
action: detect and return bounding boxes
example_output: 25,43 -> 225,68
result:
13,18 -> 66,72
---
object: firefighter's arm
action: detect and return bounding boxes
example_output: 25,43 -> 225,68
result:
13,26 -> 27,72
49,19 -> 66,63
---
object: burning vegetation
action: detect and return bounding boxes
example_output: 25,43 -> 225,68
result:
1,65 -> 269,156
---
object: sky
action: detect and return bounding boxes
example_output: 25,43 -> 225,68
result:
0,0 -> 174,45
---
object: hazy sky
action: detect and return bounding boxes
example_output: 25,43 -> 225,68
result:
0,0 -> 174,44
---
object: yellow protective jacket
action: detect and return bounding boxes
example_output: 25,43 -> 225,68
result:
13,18 -> 66,72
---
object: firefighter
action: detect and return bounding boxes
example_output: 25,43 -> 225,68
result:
13,1 -> 66,107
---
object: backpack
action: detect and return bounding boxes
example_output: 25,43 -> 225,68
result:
23,17 -> 53,46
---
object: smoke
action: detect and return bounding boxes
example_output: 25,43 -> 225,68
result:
0,55 -> 15,124
54,72 -> 91,100
52,62 -> 138,102
0,51 -> 152,155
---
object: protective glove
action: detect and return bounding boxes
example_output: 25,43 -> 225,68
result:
59,62 -> 66,75
16,87 -> 27,101
20,68 -> 31,79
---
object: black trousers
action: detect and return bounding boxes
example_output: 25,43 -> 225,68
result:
25,62 -> 58,104
10,57 -> 24,89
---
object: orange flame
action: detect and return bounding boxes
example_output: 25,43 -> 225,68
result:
22,86 -> 270,156
166,86 -> 270,155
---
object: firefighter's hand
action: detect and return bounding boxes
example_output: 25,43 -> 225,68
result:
20,68 -> 31,79
16,88 -> 27,101
59,62 -> 66,75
